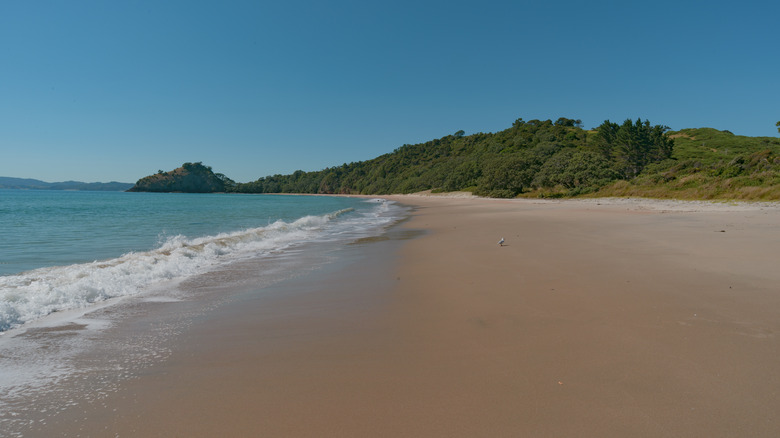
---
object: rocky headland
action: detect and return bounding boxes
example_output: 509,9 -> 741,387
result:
127,162 -> 233,193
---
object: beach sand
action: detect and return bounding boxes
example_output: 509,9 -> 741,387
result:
31,196 -> 780,437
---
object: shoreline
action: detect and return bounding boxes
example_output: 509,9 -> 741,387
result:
25,196 -> 780,437
382,190 -> 780,210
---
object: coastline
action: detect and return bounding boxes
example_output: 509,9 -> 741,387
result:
26,195 -> 780,437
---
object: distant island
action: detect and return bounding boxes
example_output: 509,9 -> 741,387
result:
0,177 -> 133,191
129,117 -> 780,201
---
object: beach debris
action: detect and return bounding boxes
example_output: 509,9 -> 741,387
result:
498,237 -> 505,246
558,381 -> 564,385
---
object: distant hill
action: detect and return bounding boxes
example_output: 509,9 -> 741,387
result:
0,177 -> 133,191
222,118 -> 780,200
131,118 -> 780,201
128,162 -> 234,193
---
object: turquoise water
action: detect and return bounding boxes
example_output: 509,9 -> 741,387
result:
0,190 -> 405,331
0,189 -> 407,436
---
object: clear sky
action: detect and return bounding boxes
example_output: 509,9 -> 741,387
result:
2,0 -> 778,183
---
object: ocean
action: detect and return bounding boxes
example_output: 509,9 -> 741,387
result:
0,190 -> 407,435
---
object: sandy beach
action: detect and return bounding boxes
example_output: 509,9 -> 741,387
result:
30,196 -> 780,437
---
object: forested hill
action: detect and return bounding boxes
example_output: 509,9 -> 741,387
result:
233,118 -> 634,197
230,117 -> 780,199
128,162 -> 234,193
134,118 -> 780,200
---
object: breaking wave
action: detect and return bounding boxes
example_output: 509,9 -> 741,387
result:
0,202 -> 400,332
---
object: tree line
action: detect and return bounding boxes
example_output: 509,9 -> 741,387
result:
226,117 -> 675,198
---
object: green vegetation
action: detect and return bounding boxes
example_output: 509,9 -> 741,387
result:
593,118 -> 673,179
129,162 -> 235,193
229,117 -> 673,198
594,128 -> 780,200
133,119 -> 780,201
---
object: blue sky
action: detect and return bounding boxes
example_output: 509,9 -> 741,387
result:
2,0 -> 778,183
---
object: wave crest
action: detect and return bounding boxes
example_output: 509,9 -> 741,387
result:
0,207 -> 361,332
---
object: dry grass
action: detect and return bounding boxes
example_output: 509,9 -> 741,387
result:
589,178 -> 780,201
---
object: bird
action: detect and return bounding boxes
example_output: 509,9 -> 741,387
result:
498,237 -> 505,246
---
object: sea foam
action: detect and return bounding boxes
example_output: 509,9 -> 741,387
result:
0,203 -> 396,332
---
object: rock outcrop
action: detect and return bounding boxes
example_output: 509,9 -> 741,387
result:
127,162 -> 233,193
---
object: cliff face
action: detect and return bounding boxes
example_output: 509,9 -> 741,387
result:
128,162 -> 231,193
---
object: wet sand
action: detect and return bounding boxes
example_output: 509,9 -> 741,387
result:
33,196 -> 780,437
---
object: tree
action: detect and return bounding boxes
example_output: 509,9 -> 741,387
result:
318,172 -> 339,194
475,152 -> 540,198
594,120 -> 620,159
554,117 -> 583,128
442,158 -> 482,191
533,149 -> 619,190
595,118 -> 674,178
776,121 -> 779,134
214,173 -> 235,190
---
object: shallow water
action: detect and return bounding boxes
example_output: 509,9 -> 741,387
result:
0,191 -> 404,331
0,191 -> 409,436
